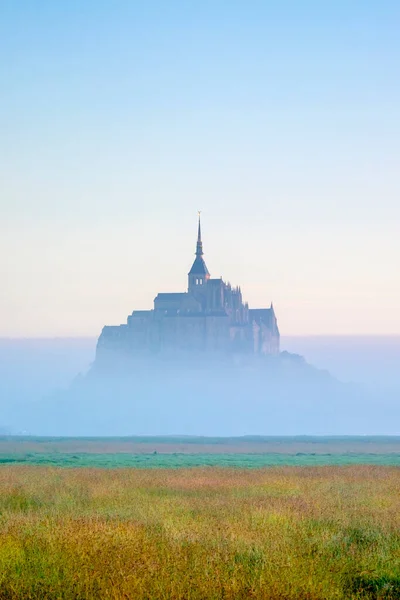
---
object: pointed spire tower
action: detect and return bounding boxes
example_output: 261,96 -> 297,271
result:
188,212 -> 210,293
196,213 -> 203,257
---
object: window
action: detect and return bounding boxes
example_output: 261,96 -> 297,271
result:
196,278 -> 199,285
200,278 -> 203,285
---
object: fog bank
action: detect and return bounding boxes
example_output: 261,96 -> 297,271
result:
1,336 -> 399,436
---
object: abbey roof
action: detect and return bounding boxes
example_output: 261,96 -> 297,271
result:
188,256 -> 210,276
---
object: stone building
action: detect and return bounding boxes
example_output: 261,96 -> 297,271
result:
96,216 -> 280,364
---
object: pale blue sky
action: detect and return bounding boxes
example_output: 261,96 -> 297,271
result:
1,0 -> 399,336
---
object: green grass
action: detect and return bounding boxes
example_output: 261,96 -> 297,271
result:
2,451 -> 400,468
2,436 -> 400,469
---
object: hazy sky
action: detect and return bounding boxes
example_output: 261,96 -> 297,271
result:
1,0 -> 399,337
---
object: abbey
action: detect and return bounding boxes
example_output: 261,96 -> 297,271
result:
96,217 -> 280,363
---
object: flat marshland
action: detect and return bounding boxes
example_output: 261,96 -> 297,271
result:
1,466 -> 400,599
3,436 -> 400,467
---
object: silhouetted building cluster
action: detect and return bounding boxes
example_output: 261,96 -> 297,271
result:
96,216 -> 280,364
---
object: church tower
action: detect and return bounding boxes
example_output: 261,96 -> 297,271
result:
188,213 -> 210,294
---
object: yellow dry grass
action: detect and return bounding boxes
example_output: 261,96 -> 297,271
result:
1,465 -> 400,599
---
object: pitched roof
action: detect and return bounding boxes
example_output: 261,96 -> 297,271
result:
208,278 -> 223,286
155,293 -> 187,301
157,292 -> 187,300
188,256 -> 210,276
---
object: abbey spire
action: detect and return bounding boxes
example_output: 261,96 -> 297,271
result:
188,212 -> 210,291
196,212 -> 204,257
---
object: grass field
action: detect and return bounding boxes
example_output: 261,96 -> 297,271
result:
1,465 -> 400,599
2,436 -> 400,468
2,452 -> 400,468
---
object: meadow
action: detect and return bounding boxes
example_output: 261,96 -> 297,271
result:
2,436 -> 400,469
1,465 -> 400,599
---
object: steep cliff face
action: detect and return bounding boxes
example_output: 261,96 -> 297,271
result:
96,304 -> 281,362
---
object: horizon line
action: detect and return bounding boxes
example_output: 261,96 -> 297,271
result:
1,334 -> 400,340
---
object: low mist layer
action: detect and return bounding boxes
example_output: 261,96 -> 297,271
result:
1,337 -> 399,436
